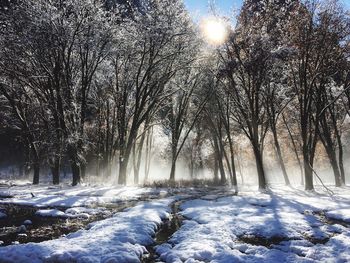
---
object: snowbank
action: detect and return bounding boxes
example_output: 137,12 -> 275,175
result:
0,198 -> 174,263
156,186 -> 350,263
326,208 -> 350,223
35,209 -> 67,218
0,211 -> 6,219
0,184 -> 160,208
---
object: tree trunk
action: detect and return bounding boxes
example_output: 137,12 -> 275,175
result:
33,161 -> 40,185
169,158 -> 176,182
338,143 -> 345,185
169,130 -> 178,182
118,155 -> 128,185
71,161 -> 81,186
213,135 -> 226,185
336,131 -> 345,185
81,163 -> 86,179
144,127 -> 153,184
133,128 -> 147,185
227,135 -> 238,187
324,146 -> 342,187
51,158 -> 60,185
218,153 -> 226,185
223,149 -> 233,183
252,144 -> 266,190
303,150 -> 314,191
214,159 -> 219,184
272,128 -> 290,185
132,143 -> 138,184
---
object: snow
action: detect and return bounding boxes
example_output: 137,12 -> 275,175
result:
0,183 -> 161,208
0,198 -> 174,263
34,207 -> 111,219
0,211 -> 6,218
23,220 -> 32,225
35,209 -> 67,218
326,209 -> 350,223
156,185 -> 350,263
1,183 -> 350,262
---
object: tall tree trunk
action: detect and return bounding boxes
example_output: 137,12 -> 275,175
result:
31,143 -> 40,185
252,143 -> 266,190
51,158 -> 60,185
214,159 -> 219,184
133,125 -> 148,185
335,130 -> 345,185
319,115 -> 342,187
227,135 -> 238,187
169,158 -> 176,182
169,124 -> 179,182
33,160 -> 40,185
118,154 -> 129,185
223,149 -> 233,184
144,127 -> 153,183
303,149 -> 314,191
323,145 -> 342,187
213,137 -> 226,185
81,163 -> 86,179
272,128 -> 290,185
71,161 -> 80,186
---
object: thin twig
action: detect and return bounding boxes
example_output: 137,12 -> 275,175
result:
308,163 -> 335,196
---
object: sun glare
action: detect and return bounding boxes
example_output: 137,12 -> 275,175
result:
201,18 -> 228,45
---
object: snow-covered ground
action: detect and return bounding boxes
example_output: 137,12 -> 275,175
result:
0,198 -> 174,262
0,181 -> 165,208
1,183 -> 350,262
157,185 -> 350,263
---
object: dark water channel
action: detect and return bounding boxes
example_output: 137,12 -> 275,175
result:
0,196 -> 162,246
142,189 -> 238,262
0,203 -> 114,246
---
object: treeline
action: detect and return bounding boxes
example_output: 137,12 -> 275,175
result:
0,0 -> 349,191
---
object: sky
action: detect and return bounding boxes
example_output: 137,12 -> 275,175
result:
184,0 -> 350,19
184,0 -> 243,19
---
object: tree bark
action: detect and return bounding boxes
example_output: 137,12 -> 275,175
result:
214,159 -> 219,184
71,161 -> 81,186
169,158 -> 176,182
80,163 -> 86,179
33,161 -> 40,185
227,136 -> 237,187
144,127 -> 153,184
252,144 -> 266,190
324,145 -> 342,187
51,158 -> 60,185
118,154 -> 128,185
303,149 -> 314,191
335,129 -> 345,185
272,128 -> 290,185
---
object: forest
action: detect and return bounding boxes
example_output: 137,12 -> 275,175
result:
0,0 -> 349,191
0,0 -> 350,262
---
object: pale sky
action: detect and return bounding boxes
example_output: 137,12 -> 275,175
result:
184,0 -> 350,19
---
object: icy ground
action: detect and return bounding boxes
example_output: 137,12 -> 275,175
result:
0,198 -> 174,262
0,182 -> 350,262
157,186 -> 350,263
0,180 -> 165,208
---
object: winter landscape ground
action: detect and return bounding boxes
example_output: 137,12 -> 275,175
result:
0,181 -> 349,263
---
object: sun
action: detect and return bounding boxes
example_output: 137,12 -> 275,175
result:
201,18 -> 228,45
